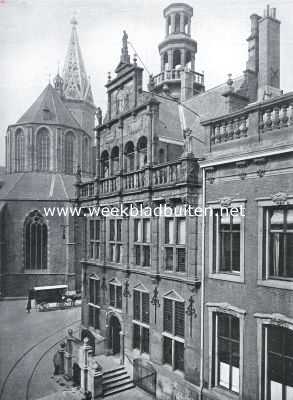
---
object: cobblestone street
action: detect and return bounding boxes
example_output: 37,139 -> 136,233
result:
0,299 -> 80,400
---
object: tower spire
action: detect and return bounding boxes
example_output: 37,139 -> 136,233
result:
62,16 -> 94,104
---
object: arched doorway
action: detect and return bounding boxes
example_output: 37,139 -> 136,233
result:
109,315 -> 121,355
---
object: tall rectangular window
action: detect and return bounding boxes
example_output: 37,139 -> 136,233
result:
263,208 -> 293,280
162,297 -> 185,371
265,325 -> 293,400
213,212 -> 240,274
88,277 -> 100,330
89,219 -> 101,260
108,219 -> 123,263
109,282 -> 122,310
134,219 -> 151,267
215,313 -> 240,394
132,289 -> 150,354
164,217 -> 186,272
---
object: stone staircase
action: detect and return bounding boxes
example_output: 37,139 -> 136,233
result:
102,365 -> 135,397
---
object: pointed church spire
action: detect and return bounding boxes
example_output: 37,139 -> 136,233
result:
62,17 -> 94,104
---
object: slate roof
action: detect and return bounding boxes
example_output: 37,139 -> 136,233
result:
16,84 -> 82,129
0,173 -> 76,201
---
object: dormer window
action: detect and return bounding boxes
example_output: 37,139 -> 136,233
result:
42,106 -> 51,121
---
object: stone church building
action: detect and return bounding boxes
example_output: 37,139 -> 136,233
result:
0,17 -> 96,297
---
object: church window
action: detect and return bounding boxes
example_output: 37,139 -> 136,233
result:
82,136 -> 89,174
36,128 -> 50,171
15,129 -> 25,172
65,132 -> 75,174
24,210 -> 47,270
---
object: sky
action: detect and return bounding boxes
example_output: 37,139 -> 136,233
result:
1,0 -> 293,166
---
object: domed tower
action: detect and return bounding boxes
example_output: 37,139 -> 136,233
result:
154,3 -> 204,100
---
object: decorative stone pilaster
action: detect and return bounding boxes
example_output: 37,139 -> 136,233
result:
119,331 -> 125,365
80,337 -> 92,394
64,329 -> 74,379
88,361 -> 103,399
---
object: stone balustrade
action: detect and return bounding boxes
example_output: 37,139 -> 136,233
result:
77,157 -> 197,199
153,69 -> 204,87
206,93 -> 293,148
259,102 -> 293,132
210,114 -> 249,145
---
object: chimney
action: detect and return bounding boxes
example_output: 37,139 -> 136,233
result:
246,14 -> 261,73
257,4 -> 281,101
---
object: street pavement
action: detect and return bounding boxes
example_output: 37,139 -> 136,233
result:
0,299 -> 81,400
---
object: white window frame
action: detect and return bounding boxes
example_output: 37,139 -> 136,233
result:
208,200 -> 246,283
162,293 -> 185,372
108,219 -> 123,264
132,287 -> 150,354
207,303 -> 246,398
109,279 -> 122,311
255,312 -> 293,400
134,218 -> 151,267
88,218 -> 101,260
163,213 -> 187,274
257,196 -> 293,290
88,275 -> 101,330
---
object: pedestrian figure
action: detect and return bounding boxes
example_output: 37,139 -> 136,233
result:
26,289 -> 33,313
53,349 -> 62,375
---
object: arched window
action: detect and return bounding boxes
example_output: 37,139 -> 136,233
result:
36,128 -> 50,171
163,52 -> 169,71
175,13 -> 180,33
159,148 -> 165,164
65,132 -> 75,174
184,16 -> 189,34
111,147 -> 119,174
185,51 -> 192,70
167,16 -> 171,35
101,150 -> 109,178
137,136 -> 147,168
124,141 -> 135,172
24,210 -> 47,270
173,49 -> 181,69
82,136 -> 89,174
15,129 -> 25,172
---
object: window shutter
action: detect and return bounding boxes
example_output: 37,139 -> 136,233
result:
142,292 -> 150,323
164,298 -> 173,333
133,290 -> 141,321
176,248 -> 186,272
175,301 -> 185,337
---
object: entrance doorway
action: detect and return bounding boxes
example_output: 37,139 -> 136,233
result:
109,315 -> 121,355
72,362 -> 81,386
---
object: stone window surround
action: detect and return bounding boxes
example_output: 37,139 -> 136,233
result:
88,275 -> 101,331
256,195 -> 293,290
207,199 -> 246,283
132,287 -> 150,355
207,302 -> 246,399
88,218 -> 101,261
163,212 -> 187,274
254,312 -> 293,400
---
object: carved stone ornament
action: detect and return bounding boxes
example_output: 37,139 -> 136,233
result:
271,192 -> 288,206
254,157 -> 267,178
236,160 -> 247,180
220,197 -> 233,208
